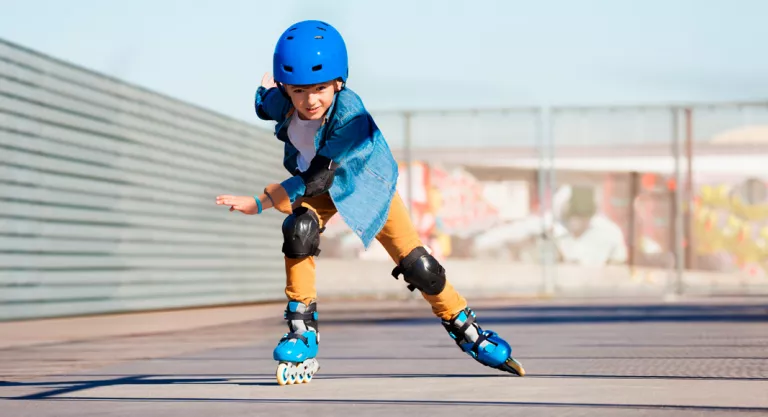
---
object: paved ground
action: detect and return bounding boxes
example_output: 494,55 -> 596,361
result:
2,297 -> 768,416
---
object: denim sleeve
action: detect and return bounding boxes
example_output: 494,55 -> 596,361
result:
279,175 -> 307,203
254,86 -> 292,122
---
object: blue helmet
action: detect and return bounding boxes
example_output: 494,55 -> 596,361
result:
273,20 -> 348,86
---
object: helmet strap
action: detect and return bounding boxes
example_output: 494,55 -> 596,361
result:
276,82 -> 290,98
336,78 -> 346,92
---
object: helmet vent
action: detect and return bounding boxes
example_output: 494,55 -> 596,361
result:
312,65 -> 323,72
314,35 -> 323,39
287,36 -> 294,40
317,26 -> 327,31
289,27 -> 297,31
283,65 -> 293,73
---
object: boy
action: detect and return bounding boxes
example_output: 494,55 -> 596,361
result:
216,20 -> 524,385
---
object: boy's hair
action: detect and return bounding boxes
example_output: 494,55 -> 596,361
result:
283,77 -> 345,90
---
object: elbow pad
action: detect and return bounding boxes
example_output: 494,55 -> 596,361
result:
299,155 -> 340,197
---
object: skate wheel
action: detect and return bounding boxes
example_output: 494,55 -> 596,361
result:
301,361 -> 314,384
296,361 -> 308,384
302,359 -> 316,382
287,363 -> 298,384
276,362 -> 290,386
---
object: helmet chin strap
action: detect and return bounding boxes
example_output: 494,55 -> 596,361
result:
277,82 -> 289,98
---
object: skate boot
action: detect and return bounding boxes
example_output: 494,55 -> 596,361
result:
442,307 -> 525,376
273,300 -> 320,385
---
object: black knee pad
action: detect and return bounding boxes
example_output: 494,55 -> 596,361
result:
282,207 -> 322,258
391,247 -> 446,296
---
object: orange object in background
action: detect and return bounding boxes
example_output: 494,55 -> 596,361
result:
641,173 -> 657,190
667,178 -> 677,191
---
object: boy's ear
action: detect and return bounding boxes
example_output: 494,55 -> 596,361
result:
334,79 -> 344,92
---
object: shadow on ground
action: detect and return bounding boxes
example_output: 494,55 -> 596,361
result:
321,303 -> 768,326
2,375 -> 768,413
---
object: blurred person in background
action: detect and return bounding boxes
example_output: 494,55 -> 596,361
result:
216,20 -> 524,384
552,185 -> 628,266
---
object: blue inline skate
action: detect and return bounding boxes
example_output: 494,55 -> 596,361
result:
273,300 -> 320,385
442,307 -> 525,376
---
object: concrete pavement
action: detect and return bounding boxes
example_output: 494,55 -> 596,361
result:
2,297 -> 768,416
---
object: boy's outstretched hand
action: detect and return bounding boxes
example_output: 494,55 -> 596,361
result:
216,195 -> 259,214
261,72 -> 277,89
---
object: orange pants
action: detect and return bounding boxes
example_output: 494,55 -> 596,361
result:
284,192 -> 467,321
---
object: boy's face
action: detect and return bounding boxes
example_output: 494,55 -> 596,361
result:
284,80 -> 342,120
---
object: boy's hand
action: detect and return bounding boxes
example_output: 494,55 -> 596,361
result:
261,72 -> 277,89
216,195 -> 258,214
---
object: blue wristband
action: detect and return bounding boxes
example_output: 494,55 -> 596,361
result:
254,196 -> 262,214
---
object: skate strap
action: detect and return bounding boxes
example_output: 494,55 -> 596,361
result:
456,313 -> 489,355
286,332 -> 309,346
457,313 -> 476,335
286,311 -> 315,321
471,332 -> 490,355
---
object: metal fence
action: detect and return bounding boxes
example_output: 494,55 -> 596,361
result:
357,104 -> 768,297
0,39 -> 287,320
3,36 -> 767,321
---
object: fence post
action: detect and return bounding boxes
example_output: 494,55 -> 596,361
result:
684,107 -> 694,271
671,107 -> 685,296
403,111 -> 413,220
538,106 -> 556,295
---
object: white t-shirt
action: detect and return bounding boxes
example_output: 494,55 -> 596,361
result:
553,214 -> 628,266
287,115 -> 322,172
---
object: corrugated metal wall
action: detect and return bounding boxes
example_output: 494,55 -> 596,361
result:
0,39 -> 288,321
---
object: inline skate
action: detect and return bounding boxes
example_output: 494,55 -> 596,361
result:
442,307 -> 525,376
273,300 -> 320,385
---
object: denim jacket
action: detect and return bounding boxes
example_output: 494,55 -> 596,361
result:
254,86 -> 399,248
